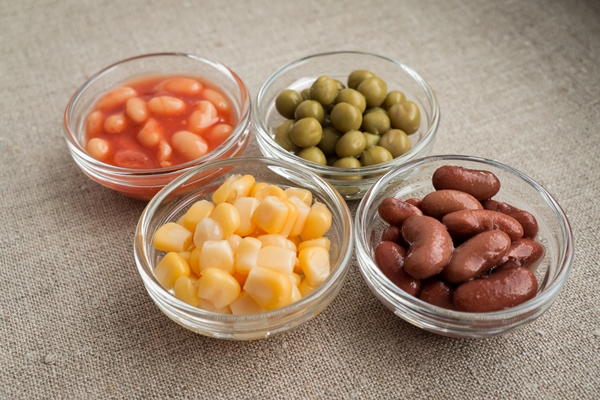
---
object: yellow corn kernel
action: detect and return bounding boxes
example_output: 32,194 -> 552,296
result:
285,187 -> 313,206
199,240 -> 234,274
256,233 -> 297,252
298,237 -> 331,252
278,199 -> 300,238
234,236 -> 262,275
153,222 -> 193,253
256,246 -> 296,275
176,215 -> 185,225
198,298 -> 232,314
173,276 -> 200,307
188,247 -> 202,276
233,196 -> 260,236
154,252 -> 191,290
178,251 -> 192,264
291,283 -> 302,303
298,246 -> 331,287
252,196 -> 289,234
287,197 -> 311,238
182,200 -> 215,232
211,202 -> 240,238
253,184 -> 287,202
250,182 -> 268,197
298,278 -> 317,297
227,234 -> 242,252
211,174 -> 239,205
247,226 -> 268,238
193,217 -> 223,249
301,201 -> 332,241
196,267 -> 240,309
232,271 -> 248,287
228,174 -> 256,203
243,266 -> 293,310
229,291 -> 266,315
290,272 -> 302,287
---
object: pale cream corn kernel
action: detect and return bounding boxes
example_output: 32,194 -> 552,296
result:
153,222 -> 193,253
297,237 -> 331,252
251,196 -> 289,234
256,246 -> 296,275
301,201 -> 333,241
188,247 -> 202,276
298,246 -> 331,287
227,234 -> 243,252
227,175 -> 256,203
284,187 -> 313,206
278,199 -> 300,238
193,217 -> 223,249
211,202 -> 241,238
234,236 -> 262,275
199,240 -> 234,274
154,252 -> 191,290
173,276 -> 200,307
229,291 -> 266,315
290,272 -> 302,287
243,266 -> 293,310
250,182 -> 268,197
182,200 -> 215,232
212,174 -> 240,205
256,234 -> 297,252
198,298 -> 232,314
298,278 -> 317,297
290,283 -> 302,303
233,197 -> 260,236
196,268 -> 240,309
178,251 -> 192,264
287,197 -> 311,238
253,184 -> 287,202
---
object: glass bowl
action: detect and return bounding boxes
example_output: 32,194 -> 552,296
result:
134,157 -> 354,340
254,51 -> 440,200
355,155 -> 574,338
63,52 -> 251,201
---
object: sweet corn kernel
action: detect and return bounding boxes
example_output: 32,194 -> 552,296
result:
297,237 -> 331,252
287,197 -> 311,238
198,298 -> 232,314
188,247 -> 202,276
178,251 -> 192,264
182,200 -> 214,232
250,182 -> 268,197
278,199 -> 299,238
256,246 -> 296,275
199,240 -> 234,274
301,201 -> 332,241
247,226 -> 268,238
233,196 -> 260,236
253,184 -> 287,202
251,196 -> 288,234
298,278 -> 316,297
227,234 -> 242,252
243,266 -> 293,310
229,291 -> 266,315
173,276 -> 200,307
193,217 -> 223,249
290,272 -> 302,287
256,234 -> 297,252
298,246 -> 331,287
211,202 -> 241,238
285,187 -> 313,206
211,174 -> 239,204
153,222 -> 193,253
228,174 -> 256,203
234,236 -> 262,275
291,283 -> 302,303
196,268 -> 241,309
154,252 -> 191,290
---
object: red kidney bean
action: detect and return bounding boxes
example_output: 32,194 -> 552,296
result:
401,215 -> 454,279
420,189 -> 483,220
378,197 -> 423,227
442,230 -> 512,284
495,238 -> 546,272
404,197 -> 422,209
453,267 -> 538,312
482,199 -> 539,239
374,241 -> 421,296
432,165 -> 501,200
418,279 -> 455,310
442,209 -> 524,242
381,225 -> 403,244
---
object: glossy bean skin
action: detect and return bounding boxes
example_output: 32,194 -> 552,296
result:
495,238 -> 545,272
404,197 -> 422,209
420,189 -> 483,220
381,225 -> 403,245
374,241 -> 421,296
442,230 -> 512,284
378,197 -> 423,228
401,215 -> 454,280
432,165 -> 501,201
482,199 -> 539,239
442,209 -> 524,242
453,267 -> 538,312
418,279 -> 455,310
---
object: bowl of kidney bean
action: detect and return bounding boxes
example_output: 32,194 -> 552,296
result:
355,155 -> 574,338
63,53 -> 251,200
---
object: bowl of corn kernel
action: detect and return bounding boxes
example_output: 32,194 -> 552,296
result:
134,157 -> 354,340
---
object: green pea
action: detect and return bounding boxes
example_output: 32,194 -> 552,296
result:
383,90 -> 406,109
363,132 -> 380,150
301,88 -> 311,100
360,146 -> 393,166
357,76 -> 388,108
318,126 -> 343,156
335,88 -> 366,113
378,129 -> 411,158
333,157 -> 361,169
388,101 -> 421,134
335,130 -> 367,158
289,117 -> 323,148
364,107 -> 388,115
274,119 -> 300,152
297,146 -> 327,165
294,100 -> 326,124
348,69 -> 375,89
330,102 -> 363,133
275,90 -> 303,119
361,111 -> 391,135
310,76 -> 339,107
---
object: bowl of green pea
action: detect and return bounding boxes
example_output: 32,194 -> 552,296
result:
254,51 -> 440,200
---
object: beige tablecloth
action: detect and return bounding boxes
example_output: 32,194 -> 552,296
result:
1,1 -> 599,398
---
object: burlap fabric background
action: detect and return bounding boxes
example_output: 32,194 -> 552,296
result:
1,0 -> 599,398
